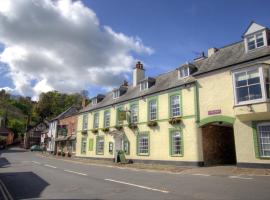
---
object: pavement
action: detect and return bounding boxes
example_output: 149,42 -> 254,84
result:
0,147 -> 270,200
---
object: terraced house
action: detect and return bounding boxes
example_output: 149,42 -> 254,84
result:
76,22 -> 270,167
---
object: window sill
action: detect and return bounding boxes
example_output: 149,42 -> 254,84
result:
258,156 -> 270,160
138,153 -> 150,156
234,99 -> 270,107
170,154 -> 183,157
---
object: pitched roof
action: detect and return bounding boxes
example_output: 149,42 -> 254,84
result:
80,70 -> 196,114
52,106 -> 81,121
193,41 -> 270,76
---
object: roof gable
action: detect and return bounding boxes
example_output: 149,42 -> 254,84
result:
243,22 -> 266,36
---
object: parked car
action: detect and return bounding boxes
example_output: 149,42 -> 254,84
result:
30,145 -> 43,152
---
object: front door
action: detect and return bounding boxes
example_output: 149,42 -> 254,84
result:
114,135 -> 123,162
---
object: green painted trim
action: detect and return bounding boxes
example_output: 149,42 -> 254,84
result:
147,96 -> 159,121
123,134 -> 130,155
96,135 -> 104,155
194,81 -> 200,123
169,127 -> 184,157
252,121 -> 260,158
199,115 -> 235,127
82,114 -> 88,130
116,106 -> 124,126
136,131 -> 150,156
252,121 -> 270,160
168,90 -> 182,118
93,112 -> 99,129
103,109 -> 111,128
129,100 -> 139,124
81,137 -> 87,154
88,138 -> 94,151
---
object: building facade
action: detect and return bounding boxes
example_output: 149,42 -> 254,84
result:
75,22 -> 270,168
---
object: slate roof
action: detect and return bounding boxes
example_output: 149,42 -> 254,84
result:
52,106 -> 81,121
80,70 -> 196,113
193,41 -> 270,76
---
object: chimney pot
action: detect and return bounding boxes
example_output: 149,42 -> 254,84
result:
135,61 -> 144,69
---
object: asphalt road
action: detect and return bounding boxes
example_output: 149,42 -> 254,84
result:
0,147 -> 270,200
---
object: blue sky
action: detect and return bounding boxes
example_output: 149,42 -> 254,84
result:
0,0 -> 270,98
83,0 -> 270,74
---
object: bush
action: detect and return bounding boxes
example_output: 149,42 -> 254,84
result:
169,117 -> 182,125
128,123 -> 137,129
91,129 -> 98,134
147,121 -> 158,127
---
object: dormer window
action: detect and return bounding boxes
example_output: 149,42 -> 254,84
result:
140,81 -> 148,91
243,22 -> 268,52
92,98 -> 97,105
247,32 -> 265,51
178,63 -> 197,79
113,89 -> 120,99
139,77 -> 155,91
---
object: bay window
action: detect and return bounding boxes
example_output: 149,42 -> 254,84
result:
233,66 -> 270,105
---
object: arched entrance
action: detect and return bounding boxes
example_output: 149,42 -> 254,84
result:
111,130 -> 124,162
200,116 -> 236,166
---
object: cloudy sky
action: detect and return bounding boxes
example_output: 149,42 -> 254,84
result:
0,0 -> 269,99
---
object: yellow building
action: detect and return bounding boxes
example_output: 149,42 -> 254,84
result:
76,22 -> 270,168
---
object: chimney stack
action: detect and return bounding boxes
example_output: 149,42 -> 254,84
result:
122,80 -> 128,87
208,47 -> 218,57
133,61 -> 145,87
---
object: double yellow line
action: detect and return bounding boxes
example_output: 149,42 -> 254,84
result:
0,179 -> 13,200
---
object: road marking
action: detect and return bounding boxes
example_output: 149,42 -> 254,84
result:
64,170 -> 87,176
44,164 -> 57,169
0,179 -> 14,200
31,161 -> 41,165
229,176 -> 253,180
191,173 -> 210,177
104,178 -> 169,194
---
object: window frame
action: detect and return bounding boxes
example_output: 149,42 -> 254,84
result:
148,97 -> 158,121
256,122 -> 270,158
169,128 -> 184,157
169,91 -> 182,118
103,109 -> 110,128
96,136 -> 104,155
178,67 -> 190,79
82,114 -> 88,131
245,31 -> 266,52
129,101 -> 139,124
93,112 -> 99,129
113,89 -> 120,99
140,81 -> 148,91
81,137 -> 87,154
137,132 -> 150,156
232,66 -> 267,106
116,106 -> 124,126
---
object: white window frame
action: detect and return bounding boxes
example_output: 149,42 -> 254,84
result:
96,137 -> 104,154
170,95 -> 181,117
130,103 -> 138,124
178,67 -> 190,79
82,114 -> 88,130
138,134 -> 149,155
149,99 -> 157,121
257,122 -> 270,158
92,98 -> 97,105
232,66 -> 267,106
171,131 -> 182,156
104,110 -> 110,128
93,113 -> 99,129
113,90 -> 120,99
140,81 -> 148,91
244,30 -> 267,52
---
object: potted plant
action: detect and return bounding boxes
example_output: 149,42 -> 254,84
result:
102,127 -> 110,132
169,117 -> 182,125
61,151 -> 66,157
91,129 -> 98,134
147,121 -> 158,127
128,123 -> 138,130
114,125 -> 123,130
81,130 -> 87,134
57,150 -> 61,156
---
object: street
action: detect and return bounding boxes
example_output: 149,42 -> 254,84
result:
0,147 -> 270,200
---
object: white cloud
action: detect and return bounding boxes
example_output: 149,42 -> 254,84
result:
0,0 -> 153,99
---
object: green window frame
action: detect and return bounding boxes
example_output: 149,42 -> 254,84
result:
116,106 -> 124,126
147,97 -> 158,121
93,112 -> 99,129
169,128 -> 184,157
81,137 -> 87,154
169,91 -> 182,118
82,114 -> 88,130
136,132 -> 150,156
104,109 -> 110,128
129,101 -> 139,124
96,136 -> 104,155
88,138 -> 94,151
252,121 -> 270,159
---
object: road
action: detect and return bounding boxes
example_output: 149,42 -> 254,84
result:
0,147 -> 270,200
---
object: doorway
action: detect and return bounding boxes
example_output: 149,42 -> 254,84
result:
202,123 -> 236,166
114,134 -> 123,162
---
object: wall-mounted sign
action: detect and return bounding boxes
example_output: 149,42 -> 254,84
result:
208,109 -> 221,115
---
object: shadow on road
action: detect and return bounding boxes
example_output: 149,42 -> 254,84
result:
0,172 -> 49,199
0,157 -> 10,168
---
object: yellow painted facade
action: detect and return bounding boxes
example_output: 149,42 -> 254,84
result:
76,86 -> 204,164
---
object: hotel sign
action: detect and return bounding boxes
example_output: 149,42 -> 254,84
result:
208,109 -> 221,115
